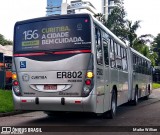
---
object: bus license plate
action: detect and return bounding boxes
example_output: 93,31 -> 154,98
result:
44,84 -> 57,90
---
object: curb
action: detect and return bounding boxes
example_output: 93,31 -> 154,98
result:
0,111 -> 31,117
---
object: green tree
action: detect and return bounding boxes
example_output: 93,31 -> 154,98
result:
132,34 -> 153,50
122,20 -> 156,64
106,6 -> 127,42
152,34 -> 160,65
0,34 -> 13,45
94,13 -> 106,25
149,50 -> 158,66
95,1 -> 157,66
125,20 -> 141,47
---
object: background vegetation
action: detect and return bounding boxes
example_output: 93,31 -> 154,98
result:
0,34 -> 13,45
95,0 -> 159,66
152,83 -> 160,89
0,90 -> 14,113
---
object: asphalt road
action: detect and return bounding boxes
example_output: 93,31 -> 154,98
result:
0,89 -> 160,135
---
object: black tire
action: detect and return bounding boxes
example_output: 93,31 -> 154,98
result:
132,88 -> 138,105
103,90 -> 117,119
143,95 -> 149,100
144,85 -> 150,100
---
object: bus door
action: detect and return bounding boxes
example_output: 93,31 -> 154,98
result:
95,27 -> 105,113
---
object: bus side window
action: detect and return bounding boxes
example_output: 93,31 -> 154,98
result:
139,58 -> 142,73
95,28 -> 103,65
110,39 -> 116,68
142,59 -> 145,74
132,54 -> 135,71
148,62 -> 151,75
122,48 -> 128,71
116,44 -> 122,69
144,60 -> 147,74
125,49 -> 128,70
135,56 -> 138,73
103,39 -> 109,65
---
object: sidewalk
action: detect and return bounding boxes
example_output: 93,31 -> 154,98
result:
0,111 -> 30,117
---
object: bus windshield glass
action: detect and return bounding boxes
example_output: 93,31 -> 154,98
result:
14,17 -> 91,53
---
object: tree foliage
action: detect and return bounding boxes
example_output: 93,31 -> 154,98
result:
152,34 -> 160,65
106,6 -> 127,42
0,34 -> 13,45
94,1 -> 159,66
95,2 -> 157,65
94,13 -> 106,25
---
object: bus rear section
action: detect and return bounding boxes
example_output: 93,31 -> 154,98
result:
12,14 -> 97,113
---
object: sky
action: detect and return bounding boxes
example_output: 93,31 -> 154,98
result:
124,0 -> 160,37
0,0 -> 160,41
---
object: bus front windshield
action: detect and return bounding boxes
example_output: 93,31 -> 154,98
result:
14,17 -> 91,54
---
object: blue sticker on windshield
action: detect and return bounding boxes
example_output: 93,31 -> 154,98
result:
20,61 -> 26,68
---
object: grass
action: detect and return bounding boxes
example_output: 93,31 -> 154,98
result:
152,83 -> 160,90
0,89 -> 14,113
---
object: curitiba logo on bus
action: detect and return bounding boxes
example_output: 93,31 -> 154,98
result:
22,26 -> 84,46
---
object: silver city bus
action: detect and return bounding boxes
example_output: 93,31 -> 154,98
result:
12,14 -> 152,118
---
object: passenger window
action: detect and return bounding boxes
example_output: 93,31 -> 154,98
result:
124,49 -> 128,70
132,54 -> 136,71
139,58 -> 142,73
148,62 -> 151,75
95,28 -> 103,65
114,43 -> 118,56
103,39 -> 109,65
110,39 -> 114,53
116,44 -> 122,69
122,48 -> 128,71
110,39 -> 116,68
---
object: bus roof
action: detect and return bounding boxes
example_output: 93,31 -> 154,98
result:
14,14 -> 91,26
130,48 -> 151,62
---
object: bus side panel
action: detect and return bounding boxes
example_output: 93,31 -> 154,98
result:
132,73 -> 150,99
132,72 -> 138,99
110,68 -> 119,104
118,70 -> 129,104
138,74 -> 149,98
96,65 -> 105,113
103,66 -> 111,112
